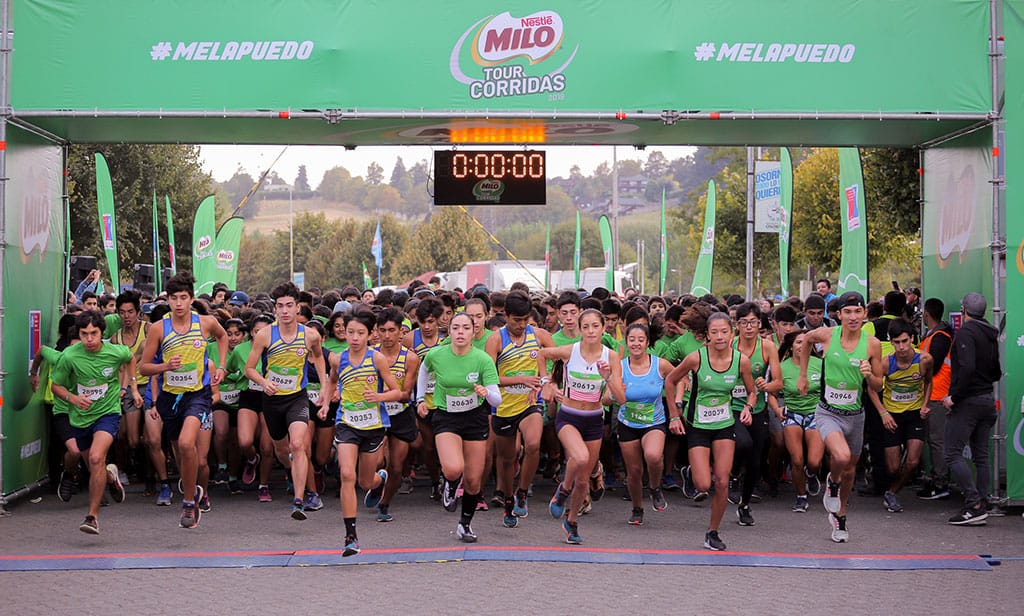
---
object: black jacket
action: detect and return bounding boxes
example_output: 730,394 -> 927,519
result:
949,317 -> 1000,404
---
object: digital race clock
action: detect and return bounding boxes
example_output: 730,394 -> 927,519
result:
433,150 -> 546,206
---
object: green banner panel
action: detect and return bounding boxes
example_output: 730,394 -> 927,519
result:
837,148 -> 868,298
213,216 -> 244,290
191,196 -> 217,295
2,126 -> 65,494
12,0 -> 991,114
691,180 -> 715,296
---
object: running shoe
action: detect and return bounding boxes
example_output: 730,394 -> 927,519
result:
304,491 -> 324,511
257,485 -> 272,503
549,485 -> 569,519
917,484 -> 951,500
662,474 -> 680,491
79,515 -> 99,535
589,461 -> 605,501
578,494 -> 592,515
792,495 -> 809,512
342,535 -> 360,557
513,493 -> 529,518
650,487 -> 668,512
212,468 -> 230,485
822,472 -> 842,513
440,476 -> 460,512
430,482 -> 442,501
398,476 -> 414,495
106,463 -> 125,503
291,498 -> 308,521
526,484 -> 534,497
364,470 -> 388,510
727,476 -> 741,505
628,507 -> 644,526
157,483 -> 172,506
58,470 -> 76,503
502,512 -> 518,528
118,470 -> 131,487
228,479 -> 243,495
828,512 -> 849,542
376,505 -> 393,523
194,485 -> 205,507
694,491 -> 709,502
476,499 -> 489,511
242,453 -> 260,485
177,478 -> 184,495
562,517 -> 583,545
456,522 -> 478,543
883,491 -> 903,513
180,503 -> 200,529
737,505 -> 755,526
948,505 -> 988,526
703,530 -> 726,551
805,468 -> 822,496
680,466 -> 698,500
491,490 -> 506,507
198,494 -> 211,513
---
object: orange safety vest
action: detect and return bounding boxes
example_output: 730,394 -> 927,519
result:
920,328 -> 952,400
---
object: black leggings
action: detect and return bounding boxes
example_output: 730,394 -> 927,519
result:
733,410 -> 769,505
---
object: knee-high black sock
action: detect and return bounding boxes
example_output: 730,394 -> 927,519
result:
460,492 -> 480,526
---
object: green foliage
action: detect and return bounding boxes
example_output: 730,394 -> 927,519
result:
67,144 -> 213,281
293,165 -> 310,192
391,208 -> 493,281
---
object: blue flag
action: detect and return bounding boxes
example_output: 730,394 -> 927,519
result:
371,220 -> 383,269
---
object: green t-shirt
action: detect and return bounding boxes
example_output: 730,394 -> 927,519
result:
40,346 -> 66,413
422,346 -> 499,413
653,334 -> 681,363
323,337 -> 349,354
781,356 -> 822,415
670,331 -> 703,364
51,342 -> 132,428
103,313 -> 123,339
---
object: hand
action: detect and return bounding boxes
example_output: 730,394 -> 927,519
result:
317,403 -> 329,421
70,394 -> 92,411
263,380 -> 279,396
754,377 -> 768,391
920,405 -> 931,420
211,367 -> 225,387
859,360 -> 872,378
365,390 -> 383,402
166,355 -> 183,371
596,361 -> 611,379
521,375 -> 542,389
132,390 -> 143,409
473,384 -> 488,397
147,406 -> 159,421
881,412 -> 897,432
540,382 -> 556,403
740,408 -> 753,426
775,406 -> 786,422
797,375 -> 808,396
942,395 -> 953,410
416,401 -> 428,419
88,269 -> 99,282
679,376 -> 691,393
29,374 -> 39,392
668,418 -> 685,435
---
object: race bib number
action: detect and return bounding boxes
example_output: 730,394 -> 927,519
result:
504,383 -> 533,395
446,392 -> 479,413
248,379 -> 264,392
425,376 -> 436,395
384,401 -> 405,416
220,389 -> 241,406
731,385 -> 748,399
167,364 -> 199,389
77,383 -> 108,401
342,401 -> 380,429
306,387 -> 322,403
566,371 -> 602,403
696,402 -> 731,424
624,401 -> 655,425
824,385 -> 858,406
890,389 -> 918,403
268,366 -> 300,392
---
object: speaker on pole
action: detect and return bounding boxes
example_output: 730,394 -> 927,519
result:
161,268 -> 174,294
133,264 -> 155,294
69,255 -> 97,293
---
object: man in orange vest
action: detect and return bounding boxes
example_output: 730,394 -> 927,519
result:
918,298 -> 953,500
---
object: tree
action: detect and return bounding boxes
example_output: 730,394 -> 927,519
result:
294,165 -> 310,192
216,168 -> 255,213
391,208 -> 493,280
67,144 -> 213,282
363,184 -> 403,213
644,151 -> 670,179
390,156 -> 413,197
366,162 -> 385,186
305,215 -> 410,288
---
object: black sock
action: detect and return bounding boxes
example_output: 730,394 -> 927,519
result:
516,487 -> 528,500
460,492 -> 479,526
504,495 -> 514,515
344,517 -> 357,538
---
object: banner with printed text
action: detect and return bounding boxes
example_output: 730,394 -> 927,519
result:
95,154 -> 120,293
1005,2 -> 1024,501
191,196 -> 218,295
2,127 -> 65,494
837,148 -> 868,299
12,1 -> 990,115
691,181 -> 716,296
213,216 -> 244,290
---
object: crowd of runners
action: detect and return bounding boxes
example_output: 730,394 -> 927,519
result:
37,272 -> 1002,554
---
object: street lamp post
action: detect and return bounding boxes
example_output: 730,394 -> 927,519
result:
289,188 -> 294,280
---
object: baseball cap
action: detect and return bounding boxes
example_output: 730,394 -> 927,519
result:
804,294 -> 826,311
961,292 -> 986,318
141,302 -> 155,315
837,291 -> 866,309
228,291 -> 249,306
333,300 -> 353,314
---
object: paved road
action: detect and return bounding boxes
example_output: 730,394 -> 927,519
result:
1,475 -> 1022,613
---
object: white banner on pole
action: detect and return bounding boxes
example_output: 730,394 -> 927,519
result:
755,160 -> 782,232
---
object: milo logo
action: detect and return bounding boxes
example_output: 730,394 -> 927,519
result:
20,167 -> 52,264
216,249 -> 235,264
195,234 -> 213,258
451,10 -> 578,101
472,179 -> 504,202
700,226 -> 715,255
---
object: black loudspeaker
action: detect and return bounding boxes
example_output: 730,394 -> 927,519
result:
69,255 -> 97,293
161,268 -> 174,293
134,264 -> 155,294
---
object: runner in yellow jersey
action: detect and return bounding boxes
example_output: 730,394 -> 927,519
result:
486,291 -> 555,528
246,282 -> 330,521
110,290 -> 148,465
139,271 -> 228,530
865,318 -> 932,514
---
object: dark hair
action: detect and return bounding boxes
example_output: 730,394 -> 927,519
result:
75,310 -> 106,332
305,319 -> 326,338
224,317 -> 247,333
734,302 -> 761,321
415,297 -> 444,322
816,278 -> 832,289
680,302 -> 713,335
81,291 -> 97,303
624,306 -> 649,326
165,271 -> 196,297
665,304 -> 685,322
344,308 -> 377,333
312,304 -> 332,320
190,299 -> 210,315
490,291 -> 507,310
647,296 -> 667,310
485,315 -> 506,329
298,304 -> 314,321
706,311 -> 733,331
579,308 -> 605,326
866,301 -> 884,320
439,292 -> 457,310
777,330 -> 803,361
149,303 -> 171,322
590,287 -> 611,301
772,304 -> 797,323
509,281 -> 530,294
601,298 -> 622,317
887,318 -> 916,341
271,281 -> 301,302
375,289 -> 395,306
449,311 -> 474,330
504,292 -> 532,317
251,313 -> 275,329
624,322 -> 650,344
580,297 -> 601,311
377,307 -> 405,329
469,291 -> 491,313
556,291 -> 580,310
465,297 -> 490,315
883,291 -> 907,316
116,289 -> 141,311
923,297 -> 945,322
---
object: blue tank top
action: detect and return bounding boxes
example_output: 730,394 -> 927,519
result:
618,353 -> 666,428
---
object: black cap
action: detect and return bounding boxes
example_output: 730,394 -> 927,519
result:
837,291 -> 866,309
804,294 -> 826,311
